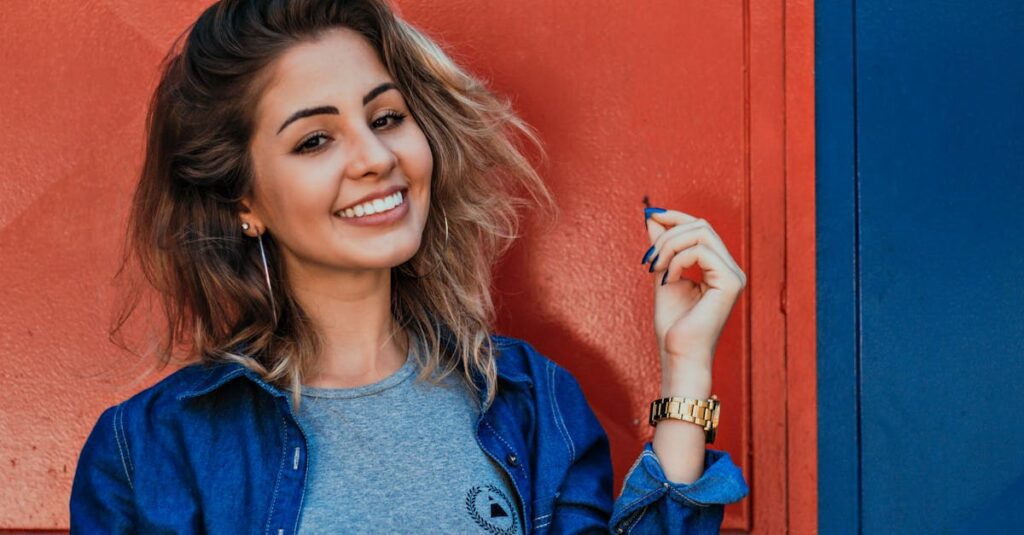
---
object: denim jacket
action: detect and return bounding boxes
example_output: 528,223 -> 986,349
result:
70,333 -> 749,534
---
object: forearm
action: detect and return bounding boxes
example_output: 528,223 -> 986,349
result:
652,358 -> 714,484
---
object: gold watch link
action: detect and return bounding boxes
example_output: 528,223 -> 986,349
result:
648,394 -> 720,444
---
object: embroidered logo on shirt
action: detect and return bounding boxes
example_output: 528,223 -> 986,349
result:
465,484 -> 518,534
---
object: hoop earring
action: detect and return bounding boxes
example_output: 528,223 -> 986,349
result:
398,206 -> 450,279
253,227 -> 274,315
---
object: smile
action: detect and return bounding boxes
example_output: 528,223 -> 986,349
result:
335,189 -> 406,219
334,188 -> 410,227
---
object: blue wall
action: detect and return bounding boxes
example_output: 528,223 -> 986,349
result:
816,1 -> 1024,533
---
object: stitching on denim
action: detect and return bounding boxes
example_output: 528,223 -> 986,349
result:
533,503 -> 553,529
112,401 -> 134,489
263,408 -> 288,535
116,403 -> 134,473
533,491 -> 556,525
619,455 -> 645,499
548,361 -> 576,463
482,419 -> 525,480
635,448 -> 715,508
179,372 -> 208,398
618,487 -> 661,519
626,504 -> 649,534
179,368 -> 246,400
668,485 -> 711,507
614,506 -> 642,534
481,418 -> 528,532
115,403 -> 133,471
291,434 -> 308,534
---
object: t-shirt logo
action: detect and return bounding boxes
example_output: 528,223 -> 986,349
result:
465,484 -> 518,534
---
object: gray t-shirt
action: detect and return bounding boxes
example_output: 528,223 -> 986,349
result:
287,335 -> 524,534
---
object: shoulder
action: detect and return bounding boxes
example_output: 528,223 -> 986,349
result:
114,362 -> 213,415
491,332 -> 555,373
73,364 -> 208,491
82,363 -> 218,451
489,333 -> 608,462
489,332 -> 582,393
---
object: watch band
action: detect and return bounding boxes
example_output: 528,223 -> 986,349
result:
648,394 -> 720,444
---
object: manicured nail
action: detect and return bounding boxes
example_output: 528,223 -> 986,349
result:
641,245 -> 656,264
661,271 -> 669,285
648,254 -> 659,272
644,207 -> 667,220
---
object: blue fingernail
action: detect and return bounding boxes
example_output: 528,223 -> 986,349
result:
644,207 -> 667,220
648,254 -> 659,272
661,271 -> 669,285
641,245 -> 655,264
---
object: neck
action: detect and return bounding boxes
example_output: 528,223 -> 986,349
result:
284,258 -> 409,389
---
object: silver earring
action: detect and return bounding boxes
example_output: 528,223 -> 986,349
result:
241,222 -> 250,231
260,227 -> 280,315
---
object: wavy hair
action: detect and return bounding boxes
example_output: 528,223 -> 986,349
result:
109,0 -> 557,413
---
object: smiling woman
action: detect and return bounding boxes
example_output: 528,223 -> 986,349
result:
69,0 -> 748,533
241,26 -> 441,343
110,0 -> 556,410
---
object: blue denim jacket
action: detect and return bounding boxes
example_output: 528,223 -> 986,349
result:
70,333 -> 749,533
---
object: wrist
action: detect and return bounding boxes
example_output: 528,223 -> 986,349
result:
661,361 -> 713,399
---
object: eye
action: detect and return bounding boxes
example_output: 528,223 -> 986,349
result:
292,111 -> 408,156
293,132 -> 331,155
372,110 -> 407,129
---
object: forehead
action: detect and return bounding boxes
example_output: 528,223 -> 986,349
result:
255,27 -> 393,122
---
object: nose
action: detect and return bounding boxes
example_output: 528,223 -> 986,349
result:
343,122 -> 397,179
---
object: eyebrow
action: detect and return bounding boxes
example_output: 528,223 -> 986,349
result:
275,81 -> 399,135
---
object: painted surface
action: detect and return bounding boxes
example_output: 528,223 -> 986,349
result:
817,0 -> 1024,533
0,1 -> 816,531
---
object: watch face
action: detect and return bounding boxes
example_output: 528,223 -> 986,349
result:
711,402 -> 721,428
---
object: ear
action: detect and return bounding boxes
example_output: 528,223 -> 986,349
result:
237,196 -> 262,237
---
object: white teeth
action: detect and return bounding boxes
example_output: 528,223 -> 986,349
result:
337,190 -> 405,219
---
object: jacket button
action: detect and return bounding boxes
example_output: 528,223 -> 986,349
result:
506,453 -> 519,466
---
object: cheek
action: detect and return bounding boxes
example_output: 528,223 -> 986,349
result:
396,126 -> 433,184
257,159 -> 338,222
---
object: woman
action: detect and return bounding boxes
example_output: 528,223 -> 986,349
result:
70,0 -> 749,533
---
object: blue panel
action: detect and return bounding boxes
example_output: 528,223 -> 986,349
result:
856,1 -> 1024,533
815,0 -> 860,533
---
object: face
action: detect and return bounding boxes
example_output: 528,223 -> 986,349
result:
242,27 -> 433,278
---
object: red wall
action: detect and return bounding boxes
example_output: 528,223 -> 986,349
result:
0,1 -> 816,532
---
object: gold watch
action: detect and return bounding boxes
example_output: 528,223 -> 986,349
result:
648,394 -> 720,444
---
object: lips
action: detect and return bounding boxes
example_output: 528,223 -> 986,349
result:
336,185 -> 407,213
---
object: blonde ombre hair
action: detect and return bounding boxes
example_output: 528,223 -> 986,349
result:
110,0 -> 557,412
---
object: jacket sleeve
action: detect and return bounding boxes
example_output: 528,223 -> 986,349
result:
69,403 -> 137,534
609,442 -> 749,534
548,363 -> 749,534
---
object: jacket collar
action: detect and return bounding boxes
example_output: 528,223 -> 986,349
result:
175,333 -> 532,404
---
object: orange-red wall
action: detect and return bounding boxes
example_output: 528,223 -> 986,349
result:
0,1 -> 815,532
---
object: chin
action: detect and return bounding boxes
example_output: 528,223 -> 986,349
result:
355,228 -> 424,270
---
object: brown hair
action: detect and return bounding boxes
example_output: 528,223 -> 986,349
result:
109,0 -> 556,412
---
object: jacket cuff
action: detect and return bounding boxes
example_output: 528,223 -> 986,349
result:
631,441 -> 749,507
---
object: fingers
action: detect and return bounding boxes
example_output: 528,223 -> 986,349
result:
645,211 -> 744,282
645,208 -> 697,243
662,242 -> 746,291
